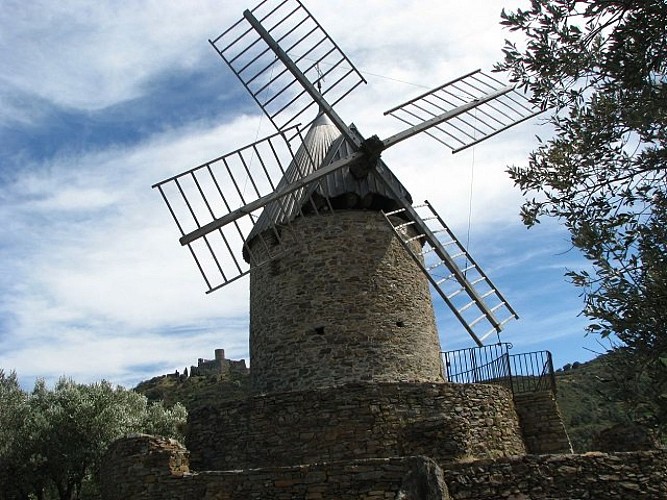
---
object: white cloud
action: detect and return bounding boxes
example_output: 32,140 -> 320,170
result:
0,116 -> 265,385
1,1 -> 530,115
2,325 -> 249,389
0,0 -> 231,113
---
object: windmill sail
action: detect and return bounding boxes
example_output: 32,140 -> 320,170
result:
384,70 -> 542,153
382,201 -> 518,345
210,0 -> 366,140
152,126 -> 336,292
152,114 -> 411,293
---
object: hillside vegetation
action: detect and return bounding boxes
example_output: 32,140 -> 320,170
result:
135,369 -> 250,410
554,356 -> 627,452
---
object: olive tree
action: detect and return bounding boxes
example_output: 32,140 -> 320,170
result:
496,0 -> 667,434
0,374 -> 187,500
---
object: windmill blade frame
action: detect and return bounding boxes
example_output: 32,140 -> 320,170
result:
382,201 -> 518,346
210,0 -> 366,142
153,125 -> 342,292
384,69 -> 543,153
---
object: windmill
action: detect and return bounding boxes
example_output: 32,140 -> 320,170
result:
153,0 -> 541,392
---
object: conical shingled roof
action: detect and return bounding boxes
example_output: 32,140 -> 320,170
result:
245,113 -> 412,251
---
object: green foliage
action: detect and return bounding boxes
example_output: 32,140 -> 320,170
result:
556,352 -> 667,450
496,0 -> 667,435
596,347 -> 667,438
555,356 -> 627,452
0,372 -> 187,500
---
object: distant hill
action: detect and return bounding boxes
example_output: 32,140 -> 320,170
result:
135,369 -> 250,410
553,355 -> 627,452
134,354 -> 626,453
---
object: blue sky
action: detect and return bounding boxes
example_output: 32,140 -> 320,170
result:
1,0 -> 607,389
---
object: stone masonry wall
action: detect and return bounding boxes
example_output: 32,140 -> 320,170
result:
513,391 -> 573,455
100,434 -> 197,499
443,450 -> 667,499
101,435 -> 449,500
248,211 -> 443,393
186,382 -> 526,471
100,435 -> 666,500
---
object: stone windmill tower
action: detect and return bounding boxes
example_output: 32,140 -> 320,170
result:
245,112 -> 444,393
153,1 -> 540,398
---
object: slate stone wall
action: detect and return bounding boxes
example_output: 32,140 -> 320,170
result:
100,435 -> 666,500
248,211 -> 443,394
101,437 -> 450,500
443,450 -> 667,499
185,382 -> 526,471
100,434 -> 197,500
513,391 -> 573,455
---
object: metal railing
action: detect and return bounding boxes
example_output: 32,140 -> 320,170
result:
441,343 -> 556,395
508,349 -> 556,394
